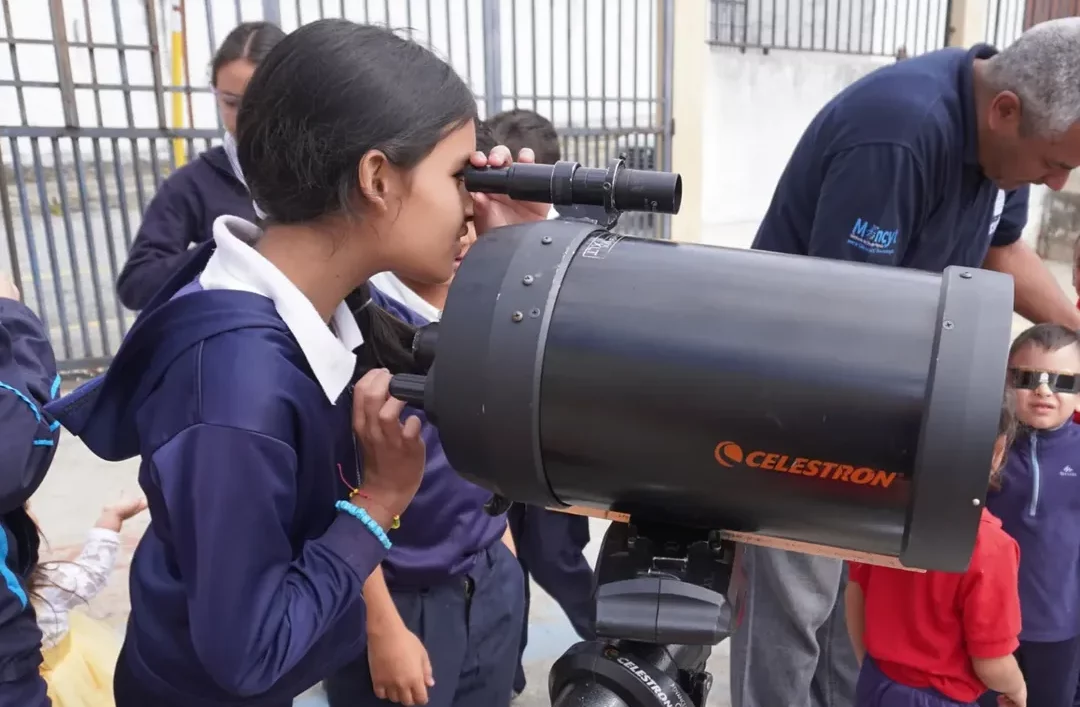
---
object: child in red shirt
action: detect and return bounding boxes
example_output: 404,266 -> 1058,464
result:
845,392 -> 1026,707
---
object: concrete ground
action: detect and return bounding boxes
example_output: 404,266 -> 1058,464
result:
29,257 -> 1074,707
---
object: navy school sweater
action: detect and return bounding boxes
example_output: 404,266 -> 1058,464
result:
0,298 -> 61,705
366,283 -> 507,589
116,146 -> 257,311
46,243 -> 389,706
988,422 -> 1080,643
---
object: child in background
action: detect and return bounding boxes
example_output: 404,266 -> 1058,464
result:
0,270 -> 62,706
327,121 -> 527,707
846,391 -> 1026,707
986,324 -> 1080,707
483,107 -> 598,699
33,494 -> 147,706
116,21 -> 285,310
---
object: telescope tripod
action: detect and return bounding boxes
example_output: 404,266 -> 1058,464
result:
545,519 -> 735,707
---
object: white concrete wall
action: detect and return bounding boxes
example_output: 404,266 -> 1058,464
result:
695,45 -> 1047,252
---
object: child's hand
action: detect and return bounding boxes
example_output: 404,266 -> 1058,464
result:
96,495 -> 148,532
999,686 -> 1027,707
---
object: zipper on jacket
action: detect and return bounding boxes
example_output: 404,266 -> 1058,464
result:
1028,432 -> 1041,517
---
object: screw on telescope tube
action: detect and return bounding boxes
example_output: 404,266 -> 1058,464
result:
542,236 -> 553,244
972,498 -> 981,506
960,272 -> 972,279
511,311 -> 524,322
943,320 -> 954,330
530,308 -> 541,318
523,275 -> 534,285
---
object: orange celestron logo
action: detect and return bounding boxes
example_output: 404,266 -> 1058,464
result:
714,441 -> 898,488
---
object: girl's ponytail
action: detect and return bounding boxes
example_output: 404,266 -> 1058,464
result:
347,284 -> 421,375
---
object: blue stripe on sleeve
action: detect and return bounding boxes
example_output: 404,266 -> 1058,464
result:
0,529 -> 27,609
0,381 -> 41,423
50,374 -> 61,400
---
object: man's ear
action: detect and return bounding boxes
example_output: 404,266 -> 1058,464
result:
987,91 -> 1023,137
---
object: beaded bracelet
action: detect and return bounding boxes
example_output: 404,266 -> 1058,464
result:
335,500 -> 393,550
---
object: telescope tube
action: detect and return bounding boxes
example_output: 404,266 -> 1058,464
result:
423,220 -> 1013,572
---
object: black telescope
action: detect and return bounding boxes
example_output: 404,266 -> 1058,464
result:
392,219 -> 1013,570
463,158 -> 682,222
387,179 -> 1014,707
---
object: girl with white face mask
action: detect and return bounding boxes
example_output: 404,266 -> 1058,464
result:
115,21 -> 284,311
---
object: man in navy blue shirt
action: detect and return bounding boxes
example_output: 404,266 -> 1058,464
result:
734,18 -> 1080,707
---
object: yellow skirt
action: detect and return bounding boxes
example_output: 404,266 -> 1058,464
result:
40,609 -> 121,707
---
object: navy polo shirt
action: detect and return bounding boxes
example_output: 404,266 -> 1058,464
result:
753,44 -> 1029,271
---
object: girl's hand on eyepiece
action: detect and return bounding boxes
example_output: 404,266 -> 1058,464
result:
470,145 -> 550,235
351,369 -> 426,529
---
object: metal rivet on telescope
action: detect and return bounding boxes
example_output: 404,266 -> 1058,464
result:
542,236 -> 553,245
530,308 -> 541,318
972,498 -> 981,506
523,275 -> 534,285
960,272 -> 972,279
943,320 -> 954,330
511,311 -> 524,322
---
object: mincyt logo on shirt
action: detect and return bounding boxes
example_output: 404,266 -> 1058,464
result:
847,217 -> 898,256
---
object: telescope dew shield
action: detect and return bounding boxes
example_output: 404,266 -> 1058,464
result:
430,221 -> 1014,572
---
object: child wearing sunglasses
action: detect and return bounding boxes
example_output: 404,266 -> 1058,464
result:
986,323 -> 1080,707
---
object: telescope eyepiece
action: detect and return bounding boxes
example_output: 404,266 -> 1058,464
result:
463,159 -> 682,216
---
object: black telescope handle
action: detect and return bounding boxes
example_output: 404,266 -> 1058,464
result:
388,373 -> 427,409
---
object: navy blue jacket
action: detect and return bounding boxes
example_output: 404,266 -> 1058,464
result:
0,297 -> 60,705
988,422 -> 1080,643
47,246 -> 388,706
753,44 -> 1028,272
366,294 -> 507,589
116,146 -> 257,311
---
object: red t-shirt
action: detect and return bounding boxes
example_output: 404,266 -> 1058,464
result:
848,510 -> 1021,703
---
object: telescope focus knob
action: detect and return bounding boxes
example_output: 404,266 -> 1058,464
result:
389,373 -> 427,410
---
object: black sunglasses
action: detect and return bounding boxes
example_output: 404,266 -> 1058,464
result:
1009,368 -> 1080,394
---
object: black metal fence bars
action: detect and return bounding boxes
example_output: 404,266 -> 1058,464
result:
0,0 -> 674,374
708,0 -> 950,56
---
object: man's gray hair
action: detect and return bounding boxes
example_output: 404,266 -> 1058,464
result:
984,17 -> 1080,137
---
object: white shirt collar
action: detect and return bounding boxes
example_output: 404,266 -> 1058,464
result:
199,215 -> 364,402
368,272 -> 442,324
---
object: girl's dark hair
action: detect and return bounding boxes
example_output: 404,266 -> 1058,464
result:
990,389 -> 1018,490
999,388 -> 1018,447
211,21 -> 286,87
236,20 -> 477,374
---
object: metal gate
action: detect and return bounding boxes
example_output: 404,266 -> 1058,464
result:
0,0 -> 675,374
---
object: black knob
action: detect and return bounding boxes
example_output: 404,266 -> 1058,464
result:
484,494 -> 513,516
389,373 -> 427,410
